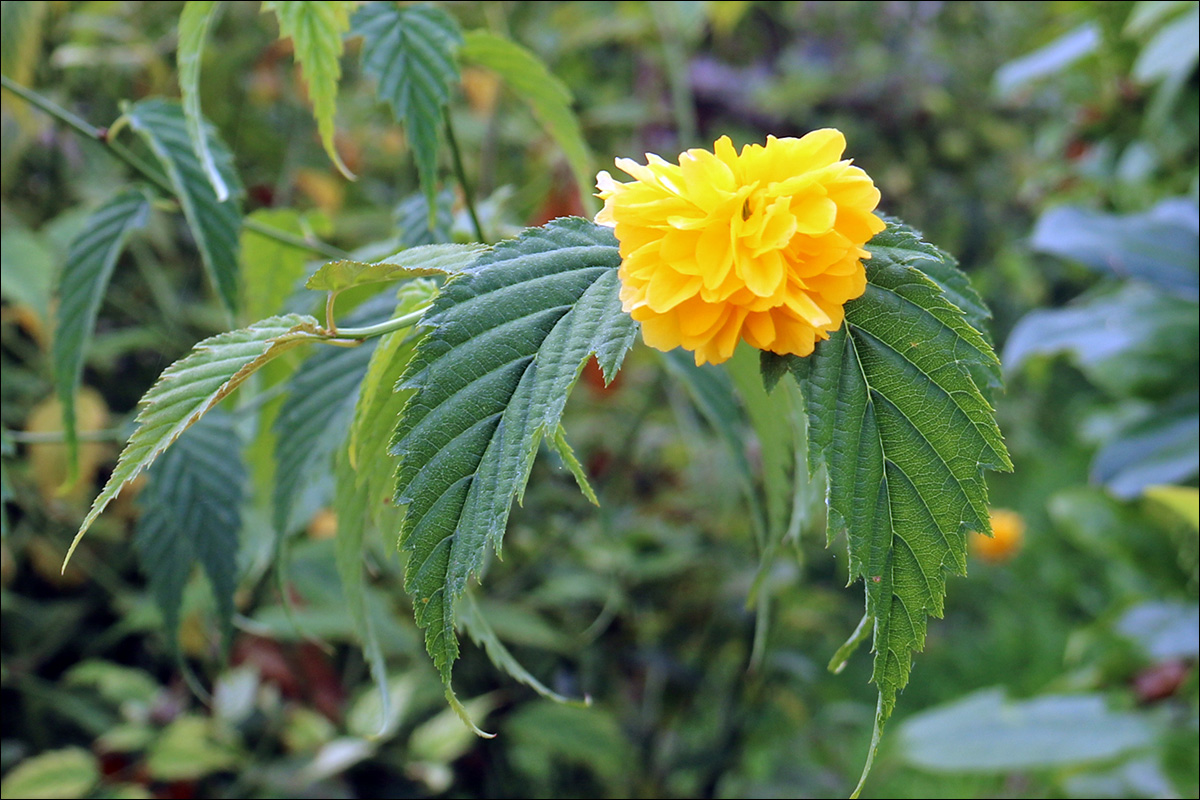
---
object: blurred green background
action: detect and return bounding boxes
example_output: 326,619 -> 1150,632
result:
1,1 -> 1196,798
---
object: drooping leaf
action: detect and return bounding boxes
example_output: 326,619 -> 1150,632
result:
264,1 -> 357,178
177,1 -> 229,201
135,410 -> 244,650
126,98 -> 243,315
305,243 -> 485,294
353,2 -> 462,216
334,283 -> 432,733
272,294 -> 394,537
52,187 -> 152,473
785,220 -> 1010,793
459,30 -> 594,212
393,217 -> 637,684
66,314 -> 322,563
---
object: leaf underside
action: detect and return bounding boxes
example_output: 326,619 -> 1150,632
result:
787,220 -> 1011,726
135,410 -> 244,651
126,98 -> 243,315
393,217 -> 636,684
53,187 -> 151,473
68,314 -> 321,563
353,2 -> 462,216
177,0 -> 228,201
264,0 -> 356,178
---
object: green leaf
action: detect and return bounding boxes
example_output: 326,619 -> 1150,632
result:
334,285 -> 432,734
459,30 -> 594,212
66,314 -> 321,564
135,410 -> 245,651
126,98 -> 243,315
353,2 -> 462,215
240,208 -> 320,325
786,220 -> 1010,791
396,189 -> 454,246
0,747 -> 99,800
0,1 -> 48,87
272,295 -> 392,536
177,1 -> 229,201
1092,394 -> 1199,499
305,243 -> 485,293
458,593 -> 586,706
264,1 -> 357,179
146,715 -> 241,780
1,428 -> 13,538
0,225 -> 57,326
52,187 -> 152,477
393,217 -> 636,684
895,689 -> 1155,772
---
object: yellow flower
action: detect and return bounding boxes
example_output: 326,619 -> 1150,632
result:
970,508 -> 1026,563
596,131 -> 885,365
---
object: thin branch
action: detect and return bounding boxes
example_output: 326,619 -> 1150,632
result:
445,113 -> 485,242
1,75 -> 350,261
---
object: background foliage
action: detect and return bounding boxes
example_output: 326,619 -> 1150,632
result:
1,1 -> 1196,798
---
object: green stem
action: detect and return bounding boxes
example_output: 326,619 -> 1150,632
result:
7,428 -> 126,444
331,304 -> 431,339
445,113 -> 485,242
1,75 -> 349,261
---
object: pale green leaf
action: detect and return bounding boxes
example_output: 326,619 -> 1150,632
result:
0,747 -> 98,800
177,1 -> 228,201
305,243 -> 485,293
126,98 -> 243,315
0,225 -> 56,325
67,314 -> 321,563
785,220 -> 1010,789
393,217 -> 636,684
459,30 -> 594,212
353,2 -> 462,216
53,187 -> 152,476
264,1 -> 356,178
135,410 -> 245,651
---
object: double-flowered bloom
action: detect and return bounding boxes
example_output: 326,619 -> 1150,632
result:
596,130 -> 886,365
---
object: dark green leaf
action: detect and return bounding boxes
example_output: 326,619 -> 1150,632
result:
135,410 -> 244,649
393,217 -> 636,684
264,1 -> 357,178
177,1 -> 229,201
353,2 -> 462,215
53,187 -> 151,472
126,98 -> 243,314
788,221 -> 1010,786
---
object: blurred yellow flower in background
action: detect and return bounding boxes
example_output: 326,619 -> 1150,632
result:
971,508 -> 1027,563
596,130 -> 885,365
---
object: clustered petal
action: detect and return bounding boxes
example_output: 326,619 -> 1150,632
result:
596,131 -> 886,365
